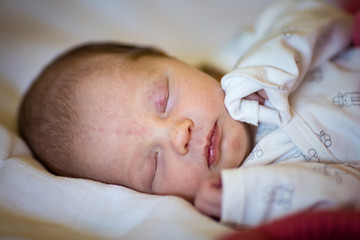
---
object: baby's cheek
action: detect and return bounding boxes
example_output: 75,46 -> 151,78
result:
155,167 -> 204,201
224,138 -> 242,156
224,133 -> 246,166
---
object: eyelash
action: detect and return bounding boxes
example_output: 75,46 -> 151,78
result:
150,79 -> 169,190
160,90 -> 169,113
150,152 -> 159,190
156,79 -> 169,113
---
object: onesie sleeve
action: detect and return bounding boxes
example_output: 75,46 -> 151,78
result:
221,0 -> 353,126
221,162 -> 360,226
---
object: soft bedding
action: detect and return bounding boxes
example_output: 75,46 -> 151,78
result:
0,0 -> 358,239
0,123 -> 232,239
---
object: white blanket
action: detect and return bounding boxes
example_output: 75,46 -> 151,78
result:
0,124 -> 233,239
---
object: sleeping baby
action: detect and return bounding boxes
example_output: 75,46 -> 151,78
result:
18,0 -> 360,226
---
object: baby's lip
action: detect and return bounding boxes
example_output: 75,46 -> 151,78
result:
205,121 -> 221,169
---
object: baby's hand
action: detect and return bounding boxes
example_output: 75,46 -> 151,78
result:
244,89 -> 268,105
194,176 -> 222,219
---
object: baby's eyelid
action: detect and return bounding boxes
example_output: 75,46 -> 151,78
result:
150,152 -> 159,191
162,87 -> 170,113
162,78 -> 170,113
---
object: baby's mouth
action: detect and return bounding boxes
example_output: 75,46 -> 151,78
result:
205,121 -> 220,168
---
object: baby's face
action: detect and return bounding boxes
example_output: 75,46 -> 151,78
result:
76,55 -> 250,200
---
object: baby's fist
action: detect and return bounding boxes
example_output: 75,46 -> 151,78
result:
194,176 -> 222,219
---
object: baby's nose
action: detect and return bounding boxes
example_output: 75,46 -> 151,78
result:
171,118 -> 194,155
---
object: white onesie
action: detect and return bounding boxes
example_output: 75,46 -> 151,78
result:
220,0 -> 360,226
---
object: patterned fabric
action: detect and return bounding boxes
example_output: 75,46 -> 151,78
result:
220,0 -> 360,226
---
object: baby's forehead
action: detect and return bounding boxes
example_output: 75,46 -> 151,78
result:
75,63 -> 139,111
66,54 -> 130,89
74,54 -> 169,110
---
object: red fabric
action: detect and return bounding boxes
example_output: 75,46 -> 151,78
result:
219,210 -> 360,240
353,11 -> 360,46
339,0 -> 360,46
340,0 -> 360,15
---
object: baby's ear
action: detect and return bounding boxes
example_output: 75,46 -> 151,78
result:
197,64 -> 225,82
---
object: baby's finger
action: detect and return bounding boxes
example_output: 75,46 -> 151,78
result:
197,199 -> 222,219
257,89 -> 269,100
194,178 -> 222,218
244,92 -> 266,105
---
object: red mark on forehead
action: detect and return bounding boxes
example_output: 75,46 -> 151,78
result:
117,119 -> 151,138
80,123 -> 151,141
125,126 -> 150,137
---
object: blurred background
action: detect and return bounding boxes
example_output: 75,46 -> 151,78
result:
0,0 -> 351,131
